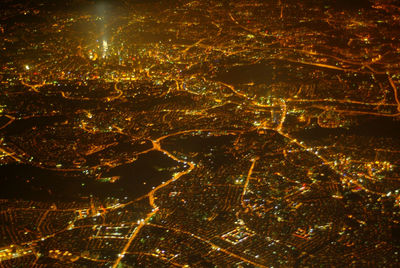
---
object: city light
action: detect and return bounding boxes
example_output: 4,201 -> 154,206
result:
1,0 -> 399,267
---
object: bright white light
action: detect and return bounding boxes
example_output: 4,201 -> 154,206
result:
25,65 -> 30,70
102,39 -> 108,58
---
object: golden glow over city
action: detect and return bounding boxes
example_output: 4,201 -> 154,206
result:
1,0 -> 400,267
